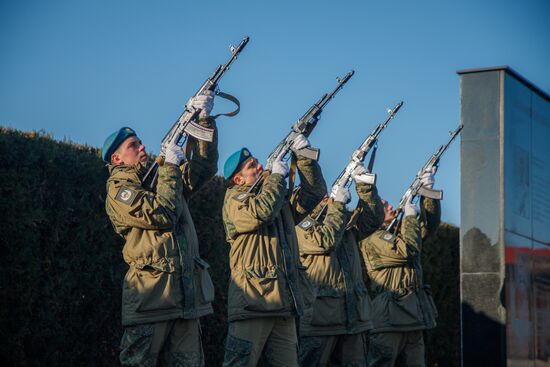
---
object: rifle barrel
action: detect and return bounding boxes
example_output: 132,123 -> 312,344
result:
386,123 -> 463,233
317,70 -> 354,109
210,36 -> 250,86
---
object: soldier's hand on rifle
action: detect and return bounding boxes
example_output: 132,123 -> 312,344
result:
403,196 -> 417,217
271,151 -> 290,178
291,134 -> 310,151
165,141 -> 185,166
187,90 -> 215,118
420,167 -> 436,189
352,162 -> 376,185
331,184 -> 351,204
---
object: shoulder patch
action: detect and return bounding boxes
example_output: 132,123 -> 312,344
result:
232,192 -> 250,202
298,216 -> 317,230
379,231 -> 396,243
115,186 -> 138,205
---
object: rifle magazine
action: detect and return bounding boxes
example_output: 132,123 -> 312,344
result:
417,186 -> 443,200
183,122 -> 215,142
295,146 -> 320,160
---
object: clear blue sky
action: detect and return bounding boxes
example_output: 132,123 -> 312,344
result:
1,0 -> 549,226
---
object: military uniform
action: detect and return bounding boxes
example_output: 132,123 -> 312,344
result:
222,157 -> 323,367
296,181 -> 385,367
105,119 -> 218,366
359,197 -> 440,367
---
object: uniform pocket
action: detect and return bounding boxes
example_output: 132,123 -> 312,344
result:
119,324 -> 155,365
243,267 -> 287,312
419,285 -> 438,328
388,290 -> 423,327
311,288 -> 345,326
298,265 -> 315,309
223,334 -> 252,367
126,257 -> 180,312
194,257 -> 215,304
355,286 -> 372,322
370,292 -> 390,327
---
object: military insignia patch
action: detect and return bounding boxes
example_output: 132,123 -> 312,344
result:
233,192 -> 249,202
243,149 -> 250,157
379,232 -> 396,243
298,216 -> 316,230
115,187 -> 137,204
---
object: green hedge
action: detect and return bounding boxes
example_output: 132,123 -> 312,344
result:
0,128 -> 459,366
0,128 -> 124,365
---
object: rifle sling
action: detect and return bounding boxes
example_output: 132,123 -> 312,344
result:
184,136 -> 195,161
345,206 -> 363,231
209,91 -> 241,119
288,154 -> 298,194
367,145 -> 377,172
185,91 -> 239,158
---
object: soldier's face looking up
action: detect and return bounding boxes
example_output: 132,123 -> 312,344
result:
111,136 -> 147,165
381,199 -> 396,224
232,157 -> 263,186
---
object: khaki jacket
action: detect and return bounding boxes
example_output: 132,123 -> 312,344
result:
105,120 -> 218,326
359,197 -> 441,333
222,157 -> 324,322
296,183 -> 384,336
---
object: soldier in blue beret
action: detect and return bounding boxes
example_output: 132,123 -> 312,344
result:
101,127 -> 143,164
223,147 -> 254,181
221,134 -> 330,366
103,92 -> 219,366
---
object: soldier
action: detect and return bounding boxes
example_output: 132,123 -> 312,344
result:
103,92 -> 217,366
296,163 -> 384,366
359,169 -> 440,367
221,136 -> 325,367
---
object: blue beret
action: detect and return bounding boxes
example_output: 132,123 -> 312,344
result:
223,147 -> 252,179
102,127 -> 137,162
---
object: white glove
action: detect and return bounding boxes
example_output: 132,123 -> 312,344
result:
164,141 -> 185,166
271,157 -> 289,177
291,134 -> 310,151
330,184 -> 351,204
403,196 -> 417,217
352,162 -> 376,185
187,90 -> 215,118
420,166 -> 436,189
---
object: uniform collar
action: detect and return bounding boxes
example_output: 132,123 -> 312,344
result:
108,161 -> 149,177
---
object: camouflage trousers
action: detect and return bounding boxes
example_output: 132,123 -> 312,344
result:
223,317 -> 299,367
299,332 -> 369,367
367,331 -> 425,367
120,318 -> 204,367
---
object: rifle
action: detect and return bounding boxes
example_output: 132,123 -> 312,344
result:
247,70 -> 355,193
314,101 -> 403,221
386,124 -> 463,233
142,36 -> 249,189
